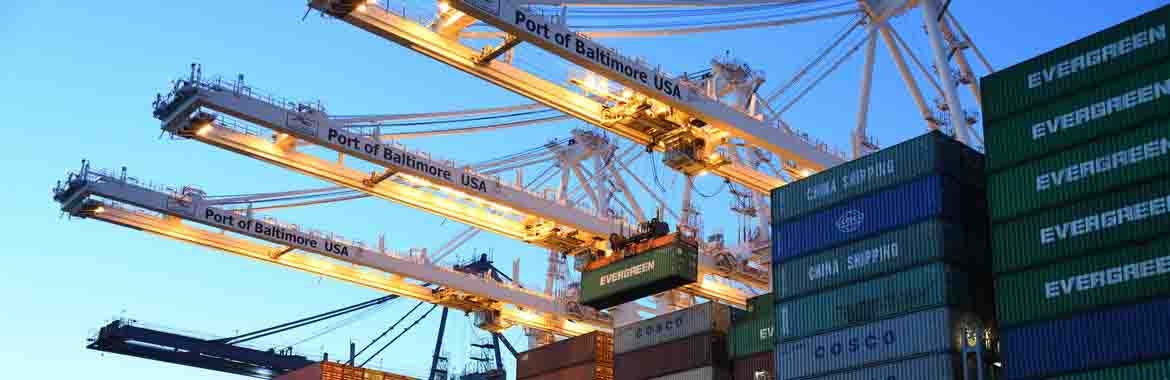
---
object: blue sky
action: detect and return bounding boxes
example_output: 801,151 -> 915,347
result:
1,1 -> 1166,379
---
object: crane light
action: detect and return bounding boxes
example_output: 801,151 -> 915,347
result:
94,206 -> 105,214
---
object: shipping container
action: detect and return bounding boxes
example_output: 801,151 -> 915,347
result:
980,4 -> 1170,122
992,176 -> 1170,273
776,308 -> 984,379
985,60 -> 1170,173
775,219 -> 987,299
772,131 -> 984,222
580,241 -> 697,309
733,350 -> 774,380
1046,358 -> 1170,380
996,238 -> 1170,327
517,331 -> 613,379
275,362 -> 418,380
615,332 -> 729,380
521,363 -> 614,380
800,354 -> 964,380
989,118 -> 1170,220
730,294 -> 775,359
1001,297 -> 1170,379
616,302 -> 731,354
775,175 -> 984,260
777,263 -> 978,341
649,366 -> 732,380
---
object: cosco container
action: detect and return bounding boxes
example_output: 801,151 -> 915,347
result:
800,354 -> 965,380
1001,297 -> 1170,379
1045,358 -> 1170,380
615,332 -> 729,380
989,118 -> 1170,220
992,176 -> 1170,273
772,131 -> 984,222
733,351 -> 774,380
522,363 -> 614,380
730,293 -> 774,359
996,239 -> 1170,327
616,301 -> 730,354
648,366 -> 731,380
980,4 -> 1170,122
580,241 -> 697,309
775,219 -> 986,299
517,331 -> 613,379
985,59 -> 1170,172
775,175 -> 984,260
777,263 -> 977,341
776,308 -> 981,379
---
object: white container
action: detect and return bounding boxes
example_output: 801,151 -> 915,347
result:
616,302 -> 731,354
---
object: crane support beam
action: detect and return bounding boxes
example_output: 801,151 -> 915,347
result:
476,35 -> 523,65
54,168 -> 609,336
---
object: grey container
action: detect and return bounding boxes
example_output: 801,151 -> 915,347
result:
801,354 -> 961,380
776,308 -> 976,380
616,301 -> 731,354
647,366 -> 731,380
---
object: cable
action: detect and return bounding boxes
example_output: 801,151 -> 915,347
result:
356,109 -> 557,128
359,303 -> 440,368
569,1 -> 853,29
217,294 -> 398,345
349,300 -> 428,365
283,300 -> 394,348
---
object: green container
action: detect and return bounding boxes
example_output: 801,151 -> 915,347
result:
985,59 -> 1170,172
996,239 -> 1170,327
1047,358 -> 1170,380
775,219 -> 987,299
776,263 -> 974,341
730,293 -> 775,359
771,130 -> 983,223
981,4 -> 1170,122
579,241 -> 697,309
992,176 -> 1170,273
989,119 -> 1170,221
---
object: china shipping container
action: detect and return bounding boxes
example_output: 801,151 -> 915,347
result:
580,241 -> 697,309
732,350 -> 773,380
521,362 -> 614,380
775,219 -> 987,299
730,294 -> 774,359
775,175 -> 985,260
991,175 -> 1170,273
996,238 -> 1170,327
648,366 -> 732,380
771,130 -> 984,223
777,263 -> 981,341
776,308 -> 983,379
798,353 -> 969,380
1001,297 -> 1170,379
616,301 -> 731,354
980,4 -> 1170,122
615,332 -> 729,380
988,117 -> 1170,220
1046,358 -> 1170,380
275,362 -> 417,380
517,331 -> 613,379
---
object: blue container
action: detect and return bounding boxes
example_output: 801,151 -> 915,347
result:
774,175 -> 974,260
1002,297 -> 1170,379
803,354 -> 961,380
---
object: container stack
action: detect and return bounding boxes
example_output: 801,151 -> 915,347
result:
729,293 -> 775,380
276,361 -> 418,380
980,4 -> 1170,379
770,131 -> 996,380
515,331 -> 614,380
614,302 -> 732,380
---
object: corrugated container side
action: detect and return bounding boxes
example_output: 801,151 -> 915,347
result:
275,363 -> 323,380
980,4 -> 1170,122
996,238 -> 1170,327
776,308 -> 977,379
649,366 -> 732,380
777,263 -> 975,341
775,219 -> 986,299
800,353 -> 961,380
731,294 -> 775,359
733,350 -> 774,380
775,175 -> 982,260
580,243 -> 697,309
772,131 -> 984,222
991,176 -> 1170,273
989,118 -> 1170,220
616,302 -> 731,354
985,60 -> 1170,173
1001,297 -> 1170,379
522,363 -> 614,380
1045,358 -> 1170,380
615,332 -> 729,380
517,331 -> 612,379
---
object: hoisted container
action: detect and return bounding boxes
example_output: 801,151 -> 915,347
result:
775,219 -> 986,299
580,239 -> 698,309
988,118 -> 1170,221
615,332 -> 729,380
777,263 -> 978,341
732,350 -> 773,380
729,294 -> 774,359
992,175 -> 1170,273
517,331 -> 613,379
980,4 -> 1170,122
1001,297 -> 1170,379
775,175 -> 984,260
996,238 -> 1170,327
1047,358 -> 1170,380
771,130 -> 984,223
799,353 -> 964,380
616,301 -> 731,355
